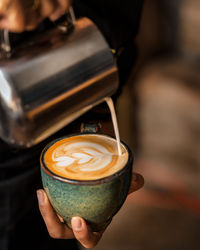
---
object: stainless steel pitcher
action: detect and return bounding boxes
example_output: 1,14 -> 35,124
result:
0,11 -> 119,147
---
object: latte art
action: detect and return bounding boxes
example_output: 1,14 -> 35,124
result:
44,134 -> 128,180
53,142 -> 113,171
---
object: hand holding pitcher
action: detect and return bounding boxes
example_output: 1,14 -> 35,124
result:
0,0 -> 71,32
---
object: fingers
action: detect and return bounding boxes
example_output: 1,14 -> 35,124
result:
0,0 -> 26,32
0,0 -> 71,32
0,0 -> 38,32
0,0 -> 10,13
128,172 -> 144,194
49,0 -> 71,21
39,0 -> 58,19
37,189 -> 74,239
72,217 -> 103,249
37,189 -> 103,248
0,13 -> 25,32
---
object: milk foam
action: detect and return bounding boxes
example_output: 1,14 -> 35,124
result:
44,135 -> 128,180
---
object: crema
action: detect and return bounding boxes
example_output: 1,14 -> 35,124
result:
44,134 -> 128,180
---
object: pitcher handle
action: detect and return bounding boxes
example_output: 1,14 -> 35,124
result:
0,7 -> 76,57
0,30 -> 11,57
57,7 -> 76,32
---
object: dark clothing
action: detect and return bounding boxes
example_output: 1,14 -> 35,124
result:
75,0 -> 143,87
0,126 -> 80,250
0,164 -> 77,250
0,1 -> 143,249
74,0 -> 143,50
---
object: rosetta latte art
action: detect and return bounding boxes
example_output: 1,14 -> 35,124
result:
44,135 -> 128,180
53,142 -> 113,171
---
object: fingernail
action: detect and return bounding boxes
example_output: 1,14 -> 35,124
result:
72,217 -> 83,231
37,190 -> 45,206
132,173 -> 138,181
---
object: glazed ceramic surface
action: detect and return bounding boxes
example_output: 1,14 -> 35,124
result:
40,134 -> 133,231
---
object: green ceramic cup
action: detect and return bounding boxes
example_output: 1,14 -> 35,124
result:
40,131 -> 133,232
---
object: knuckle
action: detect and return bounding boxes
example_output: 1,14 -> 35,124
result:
49,231 -> 62,239
49,231 -> 57,239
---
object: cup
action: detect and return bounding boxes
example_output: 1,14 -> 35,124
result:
40,128 -> 133,232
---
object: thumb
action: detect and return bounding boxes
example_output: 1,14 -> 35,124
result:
71,217 -> 103,248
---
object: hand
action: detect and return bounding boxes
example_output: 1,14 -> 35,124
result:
0,0 -> 71,32
37,172 -> 144,249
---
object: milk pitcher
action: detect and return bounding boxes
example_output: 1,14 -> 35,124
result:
0,9 -> 119,147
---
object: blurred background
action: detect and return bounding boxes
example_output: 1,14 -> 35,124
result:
80,0 -> 200,249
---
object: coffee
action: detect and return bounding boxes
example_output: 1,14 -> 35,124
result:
44,134 -> 128,180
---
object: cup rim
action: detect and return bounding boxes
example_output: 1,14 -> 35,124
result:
40,133 -> 133,185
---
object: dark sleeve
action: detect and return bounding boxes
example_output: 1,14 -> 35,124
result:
73,0 -> 143,50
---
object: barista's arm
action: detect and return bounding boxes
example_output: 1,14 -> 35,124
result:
37,172 -> 144,249
0,0 -> 71,32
